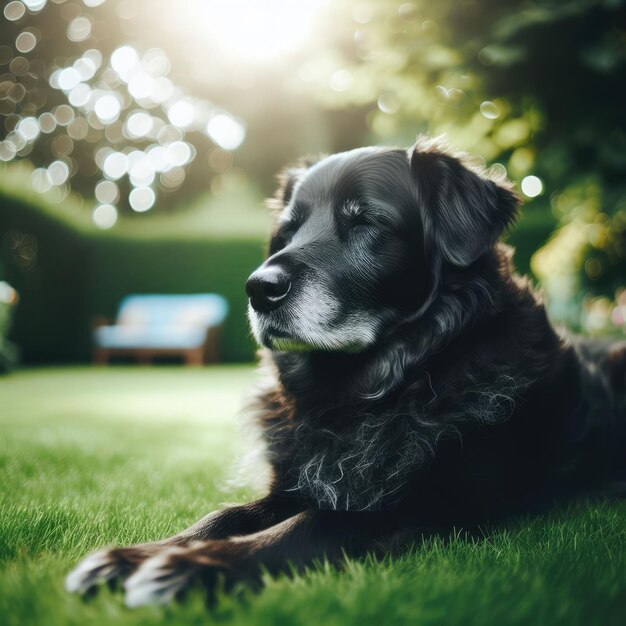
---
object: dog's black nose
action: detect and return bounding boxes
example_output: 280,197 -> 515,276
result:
246,266 -> 292,312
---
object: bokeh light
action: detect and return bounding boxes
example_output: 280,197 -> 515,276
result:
166,101 -> 193,128
47,160 -> 69,185
125,112 -> 153,138
16,117 -> 39,142
102,152 -> 128,179
92,203 -> 118,229
94,179 -> 119,204
94,94 -> 122,124
129,186 -> 156,212
67,16 -> 92,43
480,101 -> 499,120
110,46 -> 140,82
206,114 -> 245,151
23,1 -> 47,11
521,175 -> 543,198
4,2 -> 27,22
15,31 -> 37,54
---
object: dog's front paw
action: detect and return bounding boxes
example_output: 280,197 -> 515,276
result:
66,546 -> 153,595
123,544 -> 233,608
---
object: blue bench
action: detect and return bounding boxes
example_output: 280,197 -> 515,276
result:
93,294 -> 228,365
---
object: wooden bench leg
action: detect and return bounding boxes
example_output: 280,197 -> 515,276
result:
203,330 -> 219,364
185,348 -> 204,366
93,348 -> 108,365
203,339 -> 216,364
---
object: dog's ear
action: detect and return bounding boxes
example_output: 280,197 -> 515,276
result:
266,167 -> 306,216
268,155 -> 325,215
276,167 -> 306,206
410,140 -> 520,267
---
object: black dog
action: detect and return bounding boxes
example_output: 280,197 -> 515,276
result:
66,136 -> 626,607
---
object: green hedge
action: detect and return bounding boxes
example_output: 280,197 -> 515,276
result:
0,298 -> 18,372
1,193 -> 91,363
0,190 -> 266,363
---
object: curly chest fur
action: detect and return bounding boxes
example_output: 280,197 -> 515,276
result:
258,371 -> 528,512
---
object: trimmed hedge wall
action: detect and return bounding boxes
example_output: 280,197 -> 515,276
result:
1,195 -> 92,363
0,191 -> 265,363
0,187 -> 555,364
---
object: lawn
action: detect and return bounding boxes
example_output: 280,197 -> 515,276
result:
1,366 -> 625,626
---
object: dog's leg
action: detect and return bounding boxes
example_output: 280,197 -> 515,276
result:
124,509 -> 411,607
176,494 -> 306,541
65,494 -> 305,595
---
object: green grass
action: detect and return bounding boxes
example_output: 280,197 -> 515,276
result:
1,367 -> 625,626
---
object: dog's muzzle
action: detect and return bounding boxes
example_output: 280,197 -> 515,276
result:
246,265 -> 292,313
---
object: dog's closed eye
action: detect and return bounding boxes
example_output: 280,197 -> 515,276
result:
338,200 -> 379,230
332,201 -> 374,243
341,200 -> 365,220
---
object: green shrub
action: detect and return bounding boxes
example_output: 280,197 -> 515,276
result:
0,300 -> 18,373
506,205 -> 557,276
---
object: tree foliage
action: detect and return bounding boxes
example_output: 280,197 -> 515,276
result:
305,0 -> 626,332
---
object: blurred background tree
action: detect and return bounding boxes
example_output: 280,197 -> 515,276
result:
0,0 -> 624,364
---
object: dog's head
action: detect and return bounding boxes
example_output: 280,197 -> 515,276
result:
246,137 -> 519,353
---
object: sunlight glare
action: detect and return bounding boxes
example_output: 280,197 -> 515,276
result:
163,0 -> 328,63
